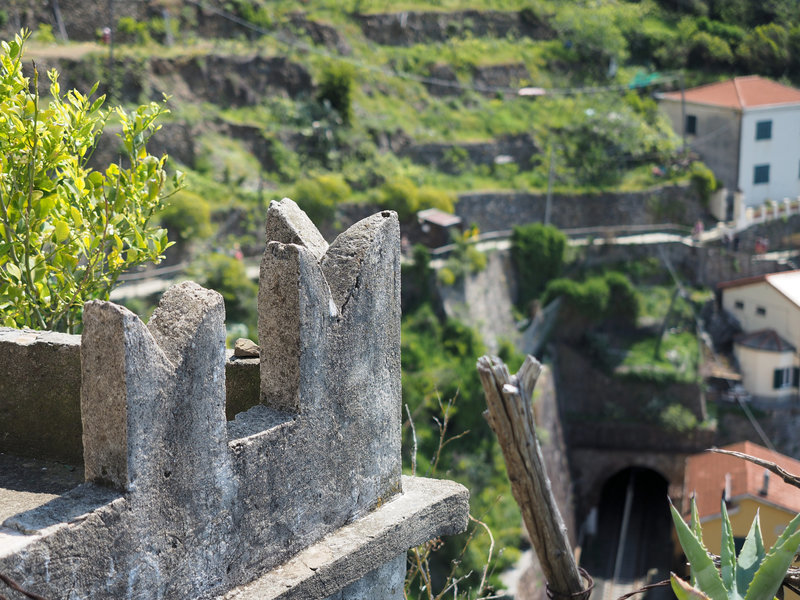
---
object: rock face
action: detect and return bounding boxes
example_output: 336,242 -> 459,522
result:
401,133 -> 540,173
0,202 -> 469,600
149,54 -> 313,105
356,9 -> 555,46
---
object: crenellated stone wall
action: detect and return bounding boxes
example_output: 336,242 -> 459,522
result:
0,199 -> 469,600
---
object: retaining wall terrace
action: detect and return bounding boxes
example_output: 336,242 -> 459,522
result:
456,184 -> 705,232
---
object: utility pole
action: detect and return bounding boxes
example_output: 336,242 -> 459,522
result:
51,0 -> 68,41
680,71 -> 687,154
545,145 -> 555,225
107,0 -> 115,101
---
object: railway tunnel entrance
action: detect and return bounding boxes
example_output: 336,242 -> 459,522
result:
579,467 -> 674,600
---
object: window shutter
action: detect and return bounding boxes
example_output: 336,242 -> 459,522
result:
794,367 -> 799,387
774,369 -> 783,389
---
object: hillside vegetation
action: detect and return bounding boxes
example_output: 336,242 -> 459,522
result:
2,0 -> 797,595
5,0 -> 796,263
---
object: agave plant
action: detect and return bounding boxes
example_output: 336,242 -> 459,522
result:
670,498 -> 800,600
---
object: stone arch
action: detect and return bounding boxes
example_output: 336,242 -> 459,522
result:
579,466 -> 673,598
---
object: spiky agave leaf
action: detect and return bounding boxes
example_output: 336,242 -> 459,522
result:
744,518 -> 800,600
672,572 -> 712,600
736,510 -> 765,597
690,496 -> 705,587
691,497 -> 704,545
721,501 -> 738,596
670,500 -> 728,600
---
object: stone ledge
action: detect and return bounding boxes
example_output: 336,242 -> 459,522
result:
222,475 -> 469,600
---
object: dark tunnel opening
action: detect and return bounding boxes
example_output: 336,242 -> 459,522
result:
579,467 -> 674,600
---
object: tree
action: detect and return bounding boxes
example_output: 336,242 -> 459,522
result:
737,23 -> 790,78
316,60 -> 355,125
510,223 -> 566,309
0,31 -> 180,332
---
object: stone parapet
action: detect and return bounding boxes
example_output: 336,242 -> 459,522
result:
0,199 -> 469,599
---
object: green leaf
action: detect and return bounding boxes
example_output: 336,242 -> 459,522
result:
737,511 -> 766,597
38,193 -> 56,217
672,573 -> 711,600
745,528 -> 800,600
5,262 -> 21,281
54,220 -> 70,242
69,205 -> 83,225
670,501 -> 727,600
721,501 -> 736,592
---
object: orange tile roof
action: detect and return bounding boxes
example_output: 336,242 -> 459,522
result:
661,76 -> 800,110
684,441 -> 800,520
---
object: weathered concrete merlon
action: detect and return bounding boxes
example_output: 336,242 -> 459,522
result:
221,476 -> 469,600
81,281 -> 228,491
258,199 -> 401,415
265,197 -> 329,260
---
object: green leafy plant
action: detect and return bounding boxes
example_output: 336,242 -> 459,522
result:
510,222 -> 566,309
670,497 -> 800,600
0,31 -> 179,332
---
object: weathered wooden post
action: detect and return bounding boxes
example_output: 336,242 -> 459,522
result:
477,354 -> 591,600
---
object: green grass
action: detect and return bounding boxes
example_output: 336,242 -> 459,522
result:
617,330 -> 699,384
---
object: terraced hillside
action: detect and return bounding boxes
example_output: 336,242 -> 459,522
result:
3,2 -> 800,596
5,1 -> 703,255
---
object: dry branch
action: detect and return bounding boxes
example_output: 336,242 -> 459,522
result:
708,448 -> 800,490
477,355 -> 588,599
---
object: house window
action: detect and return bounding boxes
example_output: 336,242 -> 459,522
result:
754,164 -> 770,184
756,306 -> 766,316
735,300 -> 744,310
756,120 -> 772,140
773,367 -> 793,389
686,115 -> 697,135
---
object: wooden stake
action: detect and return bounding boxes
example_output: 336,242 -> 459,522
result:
477,355 -> 589,600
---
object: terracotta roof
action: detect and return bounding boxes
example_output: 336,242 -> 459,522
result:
660,76 -> 800,110
718,270 -> 800,309
684,441 -> 800,520
417,208 -> 461,228
735,328 -> 796,352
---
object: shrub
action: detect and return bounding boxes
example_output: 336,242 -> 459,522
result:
116,16 -> 152,46
417,186 -> 455,214
437,267 -> 456,286
33,23 -> 56,44
377,177 -> 419,221
0,31 -> 177,332
542,276 -> 610,319
605,271 -> 639,324
687,31 -> 734,69
510,223 -> 567,309
316,60 -> 356,125
159,190 -> 213,242
189,252 -> 257,337
292,173 -> 351,224
737,23 -> 790,77
660,403 -> 698,432
689,161 -> 717,207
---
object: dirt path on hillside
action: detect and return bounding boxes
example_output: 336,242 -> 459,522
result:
25,42 -> 102,60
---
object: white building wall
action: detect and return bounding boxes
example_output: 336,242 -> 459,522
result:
739,105 -> 800,207
722,282 -> 800,348
734,344 -> 796,398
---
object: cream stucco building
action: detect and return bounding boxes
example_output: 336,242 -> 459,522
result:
718,270 -> 800,399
